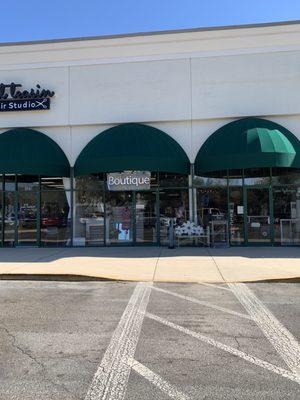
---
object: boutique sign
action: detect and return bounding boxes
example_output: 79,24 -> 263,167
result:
107,171 -> 151,191
0,82 -> 55,112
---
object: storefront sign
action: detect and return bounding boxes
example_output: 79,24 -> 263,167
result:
0,82 -> 55,112
107,171 -> 151,191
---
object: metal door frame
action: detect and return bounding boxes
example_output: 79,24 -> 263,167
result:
2,179 -> 40,247
16,190 -> 40,247
243,185 -> 273,245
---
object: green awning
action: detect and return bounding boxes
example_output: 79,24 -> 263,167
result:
195,118 -> 300,175
74,123 -> 190,176
0,128 -> 70,176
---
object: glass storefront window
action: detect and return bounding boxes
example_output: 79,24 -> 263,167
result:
197,187 -> 228,229
273,187 -> 300,245
18,192 -> 38,245
246,188 -> 271,243
17,175 -> 39,191
74,189 -> 105,246
41,191 -> 71,246
74,175 -> 105,246
4,191 -> 16,246
159,172 -> 188,187
106,192 -> 133,244
150,172 -> 158,188
229,190 -> 244,245
272,168 -> 300,186
135,191 -> 157,243
244,168 -> 270,186
75,174 -> 104,192
194,175 -> 227,187
228,171 -> 244,245
41,176 -> 70,190
4,175 -> 16,191
159,189 -> 189,245
0,176 -> 2,246
228,170 -> 243,186
5,167 -> 300,247
0,190 -> 3,246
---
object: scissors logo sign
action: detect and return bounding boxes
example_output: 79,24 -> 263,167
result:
0,82 -> 55,112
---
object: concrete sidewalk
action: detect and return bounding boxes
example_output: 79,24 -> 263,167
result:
0,246 -> 300,282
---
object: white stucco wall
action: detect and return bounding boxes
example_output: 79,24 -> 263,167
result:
1,22 -> 300,167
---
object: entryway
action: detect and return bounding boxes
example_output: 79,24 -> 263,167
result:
245,186 -> 272,245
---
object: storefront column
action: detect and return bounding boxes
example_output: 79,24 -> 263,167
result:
37,177 -> 41,246
1,176 -> 4,246
189,164 -> 197,223
70,167 -> 74,247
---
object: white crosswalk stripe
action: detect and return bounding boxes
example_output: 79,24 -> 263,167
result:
228,282 -> 300,378
152,285 -> 251,319
130,358 -> 191,400
85,282 -> 152,400
146,312 -> 300,385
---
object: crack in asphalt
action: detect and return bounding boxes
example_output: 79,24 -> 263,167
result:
233,336 -> 241,351
0,324 -> 80,399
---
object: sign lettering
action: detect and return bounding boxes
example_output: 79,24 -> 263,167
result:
107,171 -> 151,191
0,82 -> 54,112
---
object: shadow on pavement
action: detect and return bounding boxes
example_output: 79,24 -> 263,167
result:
0,246 -> 300,263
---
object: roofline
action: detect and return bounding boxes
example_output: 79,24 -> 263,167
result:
1,19 -> 300,47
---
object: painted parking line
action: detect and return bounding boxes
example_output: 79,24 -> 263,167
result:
152,286 -> 251,320
85,282 -> 152,400
146,312 -> 300,384
198,282 -> 232,292
228,283 -> 300,377
130,358 -> 190,400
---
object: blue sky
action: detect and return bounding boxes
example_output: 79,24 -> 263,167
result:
2,0 -> 300,43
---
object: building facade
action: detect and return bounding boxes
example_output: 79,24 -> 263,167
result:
1,21 -> 300,247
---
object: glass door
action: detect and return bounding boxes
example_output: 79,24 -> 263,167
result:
159,189 -> 189,245
229,186 -> 244,245
0,190 -> 3,246
273,187 -> 300,245
17,191 -> 38,245
135,191 -> 157,244
246,187 -> 271,244
17,177 -> 39,246
4,191 -> 16,246
106,192 -> 133,244
3,176 -> 39,247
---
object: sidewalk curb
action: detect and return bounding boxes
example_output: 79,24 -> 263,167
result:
0,273 -> 299,283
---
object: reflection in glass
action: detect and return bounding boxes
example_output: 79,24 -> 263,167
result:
18,190 -> 38,245
246,188 -> 271,243
194,176 -> 227,187
41,191 -> 71,246
159,173 -> 188,187
41,176 -> 70,190
75,174 -> 104,192
273,187 -> 300,245
244,168 -> 270,186
74,190 -> 105,246
106,192 -> 133,244
229,187 -> 244,245
0,190 -> 2,246
4,175 -> 16,191
4,191 -> 16,246
17,175 -> 39,191
135,192 -> 157,243
272,168 -> 300,186
197,188 -> 228,228
159,189 -> 189,244
228,170 -> 243,186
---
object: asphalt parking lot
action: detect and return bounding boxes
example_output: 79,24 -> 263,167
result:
0,280 -> 299,400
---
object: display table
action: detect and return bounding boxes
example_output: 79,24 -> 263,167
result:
176,232 -> 210,247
